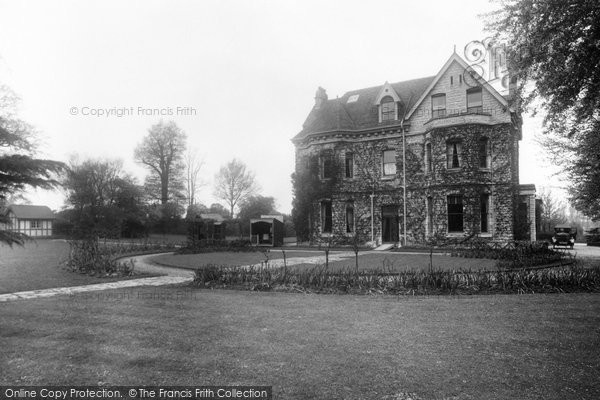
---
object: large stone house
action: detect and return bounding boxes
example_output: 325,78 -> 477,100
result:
292,52 -> 536,245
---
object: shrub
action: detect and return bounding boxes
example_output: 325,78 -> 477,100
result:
449,240 -> 566,268
178,239 -> 259,254
65,238 -> 176,275
192,262 -> 600,295
585,227 -> 600,246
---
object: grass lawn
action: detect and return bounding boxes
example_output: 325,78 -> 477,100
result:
0,240 -> 155,294
151,250 -> 337,269
1,288 -> 598,399
151,250 -> 498,272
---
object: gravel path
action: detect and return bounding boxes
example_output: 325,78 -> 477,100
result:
0,252 -> 193,303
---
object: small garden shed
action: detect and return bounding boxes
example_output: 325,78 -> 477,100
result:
3,204 -> 55,237
250,215 -> 284,247
197,213 -> 226,240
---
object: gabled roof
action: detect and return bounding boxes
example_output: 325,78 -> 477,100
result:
6,205 -> 55,219
294,75 -> 435,141
405,52 -> 509,119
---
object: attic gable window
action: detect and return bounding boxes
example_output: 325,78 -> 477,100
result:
431,94 -> 446,118
467,87 -> 483,113
380,96 -> 396,121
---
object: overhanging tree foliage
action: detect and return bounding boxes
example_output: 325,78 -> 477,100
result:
486,0 -> 600,219
0,84 -> 65,245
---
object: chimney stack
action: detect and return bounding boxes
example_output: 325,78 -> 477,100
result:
314,87 -> 328,109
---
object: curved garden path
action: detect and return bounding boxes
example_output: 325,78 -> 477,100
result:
0,252 -> 191,303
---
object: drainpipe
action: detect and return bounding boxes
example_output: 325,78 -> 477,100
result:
370,193 -> 375,243
401,120 -> 407,247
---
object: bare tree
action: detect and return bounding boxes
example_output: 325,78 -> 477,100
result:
213,159 -> 259,218
134,120 -> 186,205
538,187 -> 567,232
184,148 -> 205,207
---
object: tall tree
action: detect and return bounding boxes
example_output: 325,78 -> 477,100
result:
63,157 -> 144,237
184,148 -> 205,207
486,0 -> 600,219
237,195 -> 277,235
0,84 -> 65,245
213,159 -> 259,218
537,187 -> 567,233
134,120 -> 186,205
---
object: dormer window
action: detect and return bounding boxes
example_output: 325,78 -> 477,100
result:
380,96 -> 396,121
431,94 -> 446,118
467,87 -> 483,113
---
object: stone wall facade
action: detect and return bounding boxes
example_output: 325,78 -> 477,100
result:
294,121 -> 522,245
292,54 -> 534,245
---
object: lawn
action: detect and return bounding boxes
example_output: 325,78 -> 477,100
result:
0,240 -> 155,294
151,250 -> 498,271
150,249 -> 331,269
1,288 -> 599,399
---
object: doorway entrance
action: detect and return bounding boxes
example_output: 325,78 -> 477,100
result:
382,205 -> 399,243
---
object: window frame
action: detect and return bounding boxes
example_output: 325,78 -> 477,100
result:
447,195 -> 464,233
321,153 -> 334,179
431,93 -> 446,119
478,137 -> 490,169
345,152 -> 354,179
382,150 -> 397,177
30,220 -> 42,229
321,201 -> 333,234
446,141 -> 462,169
480,194 -> 490,234
345,202 -> 355,234
380,96 -> 396,122
467,87 -> 483,114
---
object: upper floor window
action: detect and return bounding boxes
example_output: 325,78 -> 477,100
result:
446,141 -> 462,169
425,142 -> 433,173
382,150 -> 396,176
431,94 -> 446,118
321,153 -> 334,179
345,152 -> 354,178
467,87 -> 483,113
31,220 -> 41,229
380,96 -> 396,121
479,137 -> 489,168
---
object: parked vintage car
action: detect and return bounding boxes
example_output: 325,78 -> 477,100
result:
552,224 -> 577,249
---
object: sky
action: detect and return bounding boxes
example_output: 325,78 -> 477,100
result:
0,0 -> 560,214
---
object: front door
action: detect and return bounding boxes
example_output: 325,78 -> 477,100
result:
382,205 -> 399,243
